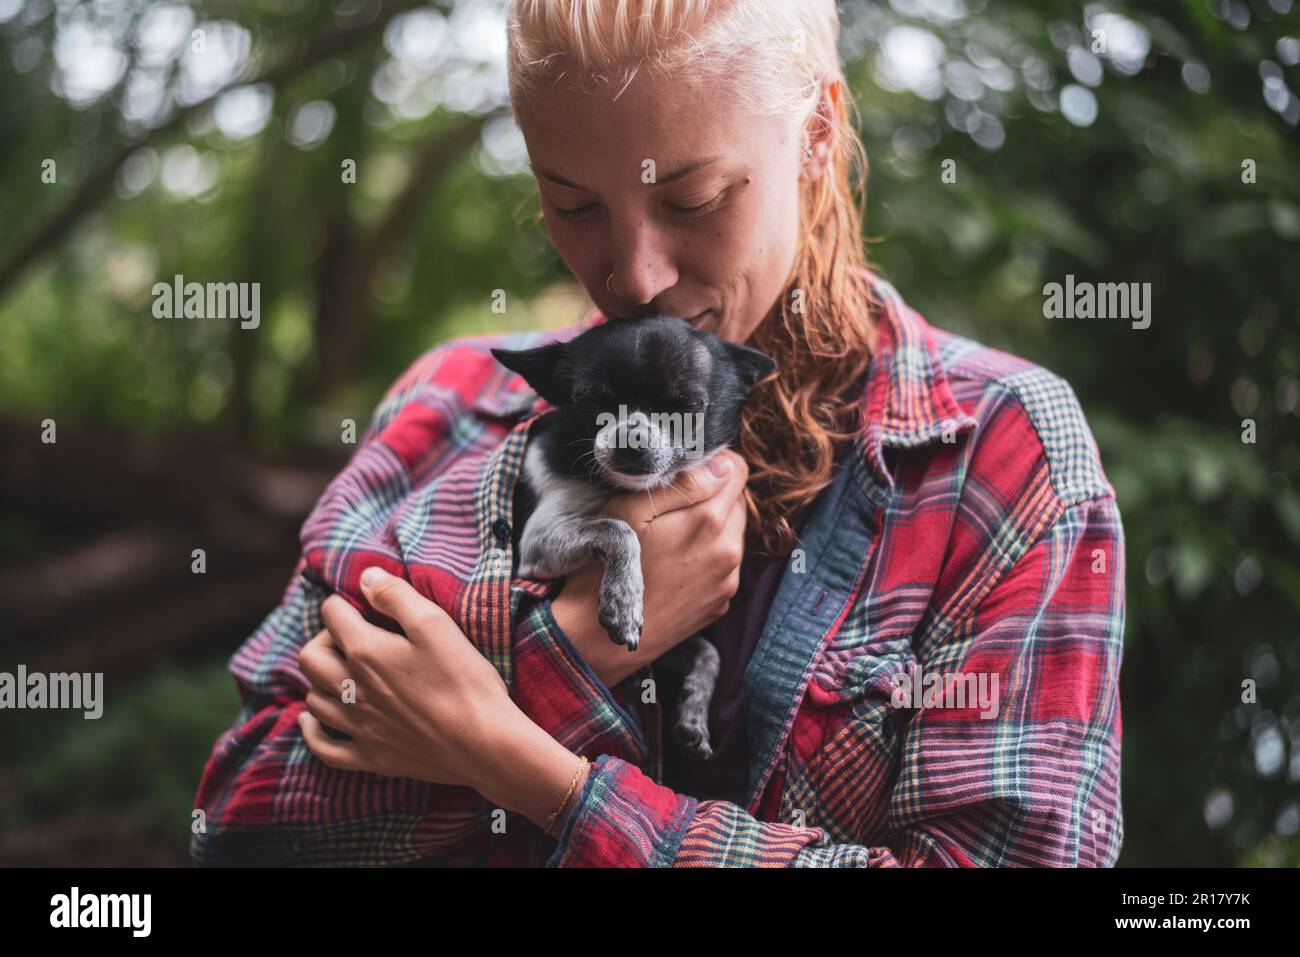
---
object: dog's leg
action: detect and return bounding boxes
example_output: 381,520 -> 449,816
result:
665,635 -> 720,762
589,517 -> 643,651
519,516 -> 644,650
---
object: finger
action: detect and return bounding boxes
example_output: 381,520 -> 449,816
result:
681,448 -> 749,512
298,710 -> 366,772
358,567 -> 452,644
299,629 -> 352,693
305,686 -> 357,733
320,592 -> 384,661
664,472 -> 748,551
679,453 -> 750,533
722,491 -> 748,559
716,446 -> 749,478
710,449 -> 751,511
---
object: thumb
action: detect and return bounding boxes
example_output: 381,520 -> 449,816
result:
358,566 -> 450,638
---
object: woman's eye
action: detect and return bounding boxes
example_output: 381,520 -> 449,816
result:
553,203 -> 597,220
668,191 -> 726,216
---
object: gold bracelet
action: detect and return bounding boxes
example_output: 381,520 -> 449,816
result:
545,755 -> 588,836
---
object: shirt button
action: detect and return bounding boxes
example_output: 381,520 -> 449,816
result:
492,517 -> 512,545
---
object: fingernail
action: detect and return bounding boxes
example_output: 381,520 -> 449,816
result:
361,567 -> 388,587
708,455 -> 731,477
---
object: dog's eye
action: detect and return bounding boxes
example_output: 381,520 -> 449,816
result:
665,394 -> 707,412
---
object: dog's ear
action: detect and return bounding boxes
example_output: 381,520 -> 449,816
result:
490,342 -> 573,405
723,342 -> 778,388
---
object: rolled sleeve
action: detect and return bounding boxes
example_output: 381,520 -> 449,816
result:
546,755 -> 697,867
545,756 -> 895,867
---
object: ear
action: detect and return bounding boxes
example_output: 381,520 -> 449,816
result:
724,341 -> 778,388
490,342 -> 573,405
799,77 -> 839,183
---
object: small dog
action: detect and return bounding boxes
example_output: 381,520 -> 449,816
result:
491,315 -> 775,761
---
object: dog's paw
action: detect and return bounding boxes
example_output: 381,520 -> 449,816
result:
673,713 -> 714,762
598,594 -> 643,651
597,563 -> 643,651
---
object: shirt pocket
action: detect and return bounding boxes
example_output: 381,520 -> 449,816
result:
806,633 -> 917,708
799,635 -> 915,842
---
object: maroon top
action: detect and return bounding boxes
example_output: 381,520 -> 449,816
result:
659,525 -> 802,805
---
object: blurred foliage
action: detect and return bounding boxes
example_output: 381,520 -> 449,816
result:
0,658 -> 239,864
0,0 -> 1297,865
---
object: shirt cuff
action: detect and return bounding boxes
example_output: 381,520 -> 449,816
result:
546,755 -> 698,867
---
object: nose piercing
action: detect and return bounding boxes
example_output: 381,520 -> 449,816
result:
606,273 -> 616,293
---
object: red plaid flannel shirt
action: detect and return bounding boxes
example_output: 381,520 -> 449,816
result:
191,275 -> 1124,866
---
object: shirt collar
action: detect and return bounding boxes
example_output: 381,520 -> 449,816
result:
856,274 -> 977,490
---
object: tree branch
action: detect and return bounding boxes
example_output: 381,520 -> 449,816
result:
0,0 -> 430,301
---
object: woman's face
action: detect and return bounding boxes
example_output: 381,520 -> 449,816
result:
516,68 -> 824,345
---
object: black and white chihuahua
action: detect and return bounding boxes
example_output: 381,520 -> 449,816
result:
491,316 -> 776,761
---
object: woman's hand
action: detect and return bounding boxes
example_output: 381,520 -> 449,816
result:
298,568 -> 585,832
551,448 -> 749,686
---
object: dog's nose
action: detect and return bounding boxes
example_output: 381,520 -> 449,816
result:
609,446 -> 657,475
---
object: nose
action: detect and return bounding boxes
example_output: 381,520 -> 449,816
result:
609,445 -> 656,475
598,412 -> 666,476
607,214 -> 678,308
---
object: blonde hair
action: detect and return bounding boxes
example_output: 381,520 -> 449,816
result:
507,0 -> 878,554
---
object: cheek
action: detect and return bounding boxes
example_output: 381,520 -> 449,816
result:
768,177 -> 803,259
727,182 -> 802,336
543,217 -> 600,280
690,194 -> 777,277
727,181 -> 797,276
733,177 -> 799,275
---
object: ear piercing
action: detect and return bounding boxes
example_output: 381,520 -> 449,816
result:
606,274 -> 616,293
804,145 -> 814,157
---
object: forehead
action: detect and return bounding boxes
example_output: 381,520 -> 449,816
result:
515,68 -> 787,187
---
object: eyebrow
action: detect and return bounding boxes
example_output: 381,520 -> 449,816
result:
529,154 -> 725,189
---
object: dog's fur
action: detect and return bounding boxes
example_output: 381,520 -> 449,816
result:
491,316 -> 775,761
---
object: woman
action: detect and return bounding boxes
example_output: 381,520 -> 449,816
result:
193,0 -> 1124,867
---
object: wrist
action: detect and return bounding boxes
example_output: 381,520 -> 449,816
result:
551,588 -> 650,687
478,712 -> 584,831
548,758 -> 592,838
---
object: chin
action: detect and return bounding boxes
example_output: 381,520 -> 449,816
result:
601,470 -> 673,492
598,450 -> 721,492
